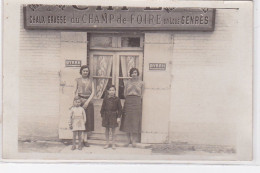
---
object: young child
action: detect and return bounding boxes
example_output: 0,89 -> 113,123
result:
69,96 -> 87,150
100,85 -> 122,149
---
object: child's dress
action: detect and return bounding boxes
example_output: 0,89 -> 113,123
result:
70,106 -> 86,131
100,96 -> 122,128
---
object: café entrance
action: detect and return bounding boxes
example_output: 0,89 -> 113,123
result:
88,33 -> 144,141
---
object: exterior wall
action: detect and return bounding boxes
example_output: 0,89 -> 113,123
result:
19,9 -> 61,140
141,9 -> 251,146
19,10 -> 87,140
169,8 -> 252,147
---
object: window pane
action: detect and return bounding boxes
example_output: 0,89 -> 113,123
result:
101,78 -> 112,99
121,37 -> 140,47
92,55 -> 113,99
119,55 -> 139,77
93,55 -> 113,76
90,36 -> 112,48
118,56 -> 139,99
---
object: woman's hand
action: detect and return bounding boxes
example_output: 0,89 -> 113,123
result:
117,118 -> 121,123
83,102 -> 89,109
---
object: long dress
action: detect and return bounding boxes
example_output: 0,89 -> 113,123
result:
100,96 -> 122,128
120,79 -> 144,133
76,77 -> 94,132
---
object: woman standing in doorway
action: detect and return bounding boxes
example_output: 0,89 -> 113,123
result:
74,65 -> 95,147
120,67 -> 144,147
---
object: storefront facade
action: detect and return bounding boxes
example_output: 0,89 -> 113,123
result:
19,4 -> 252,147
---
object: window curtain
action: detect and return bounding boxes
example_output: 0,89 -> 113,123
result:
120,55 -> 138,83
93,55 -> 113,99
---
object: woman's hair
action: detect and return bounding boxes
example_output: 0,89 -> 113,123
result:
107,85 -> 116,91
79,65 -> 90,77
129,67 -> 139,77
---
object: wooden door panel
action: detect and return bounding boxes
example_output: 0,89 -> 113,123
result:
59,32 -> 87,139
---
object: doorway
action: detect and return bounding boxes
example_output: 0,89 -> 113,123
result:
88,33 -> 144,140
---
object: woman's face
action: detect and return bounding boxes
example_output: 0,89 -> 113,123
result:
81,68 -> 89,78
131,70 -> 138,78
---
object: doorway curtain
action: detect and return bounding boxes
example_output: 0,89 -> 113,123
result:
120,55 -> 138,84
93,55 -> 113,99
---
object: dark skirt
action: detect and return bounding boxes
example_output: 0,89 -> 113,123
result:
81,99 -> 94,132
120,96 -> 142,133
102,111 -> 119,128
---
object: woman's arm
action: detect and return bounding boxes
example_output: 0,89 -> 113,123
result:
83,81 -> 95,108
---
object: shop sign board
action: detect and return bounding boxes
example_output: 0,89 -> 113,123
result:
24,5 -> 215,31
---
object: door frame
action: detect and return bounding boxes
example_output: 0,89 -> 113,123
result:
87,33 -> 144,140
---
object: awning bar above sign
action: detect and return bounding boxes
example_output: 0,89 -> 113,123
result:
24,5 -> 216,31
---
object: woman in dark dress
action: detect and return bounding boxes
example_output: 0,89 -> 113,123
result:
74,65 -> 95,147
120,68 -> 144,147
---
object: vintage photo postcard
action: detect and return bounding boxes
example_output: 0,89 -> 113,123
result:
2,0 -> 253,162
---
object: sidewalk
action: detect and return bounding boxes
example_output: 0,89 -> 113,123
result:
19,139 -> 236,157
61,139 -> 152,154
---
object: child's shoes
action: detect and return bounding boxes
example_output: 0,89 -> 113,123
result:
112,144 -> 116,150
78,145 -> 83,150
83,141 -> 90,147
71,145 -> 76,150
104,144 -> 109,149
132,143 -> 137,148
124,142 -> 130,147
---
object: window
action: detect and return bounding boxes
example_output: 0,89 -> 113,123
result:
89,33 -> 143,99
90,36 -> 112,48
121,37 -> 140,47
92,55 -> 113,99
90,34 -> 143,50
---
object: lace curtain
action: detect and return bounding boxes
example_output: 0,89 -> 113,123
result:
93,55 -> 113,99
